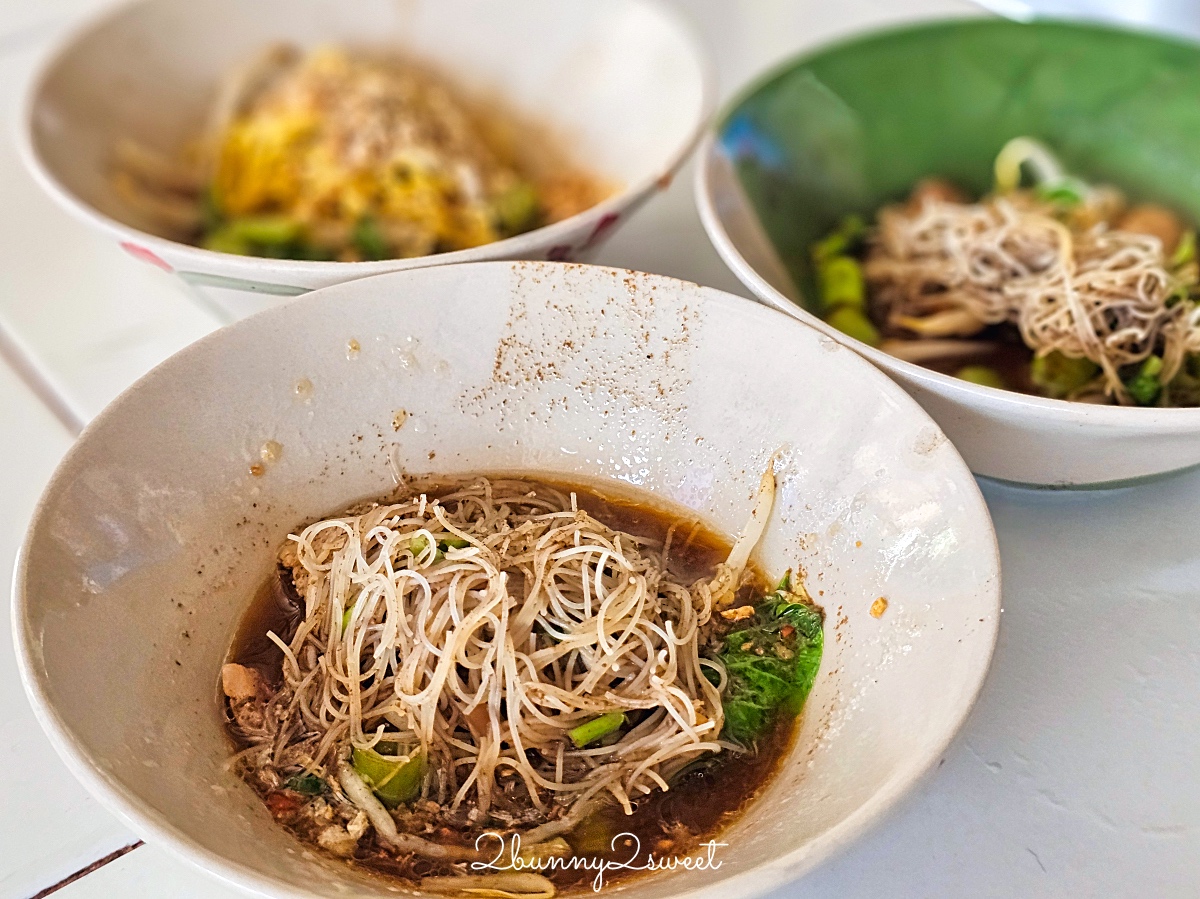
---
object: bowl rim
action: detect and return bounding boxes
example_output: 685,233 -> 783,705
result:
12,260 -> 1001,899
693,15 -> 1200,430
17,0 -> 717,278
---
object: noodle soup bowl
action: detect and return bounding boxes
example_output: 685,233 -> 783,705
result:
21,0 -> 713,319
696,18 -> 1200,487
14,262 -> 1000,898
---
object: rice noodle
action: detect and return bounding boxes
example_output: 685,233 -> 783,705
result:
233,477 -> 734,835
866,191 -> 1199,402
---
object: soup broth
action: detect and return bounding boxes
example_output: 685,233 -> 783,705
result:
224,475 -> 817,893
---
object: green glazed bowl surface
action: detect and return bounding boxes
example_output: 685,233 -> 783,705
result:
721,17 -> 1200,306
700,17 -> 1200,488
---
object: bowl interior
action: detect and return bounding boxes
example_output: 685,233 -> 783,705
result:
16,262 -> 998,899
714,18 -> 1200,306
29,0 -> 707,240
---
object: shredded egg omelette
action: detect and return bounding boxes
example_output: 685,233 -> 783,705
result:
113,45 -> 608,261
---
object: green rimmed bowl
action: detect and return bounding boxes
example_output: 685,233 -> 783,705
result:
696,17 -> 1200,488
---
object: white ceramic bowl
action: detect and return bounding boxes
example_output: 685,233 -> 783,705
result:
696,129 -> 1200,490
14,261 -> 1000,898
20,0 -> 713,319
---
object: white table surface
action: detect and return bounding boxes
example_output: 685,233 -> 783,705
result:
2,0 -> 1197,897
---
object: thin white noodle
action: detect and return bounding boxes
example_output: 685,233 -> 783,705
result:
235,477 -> 765,839
866,191 -> 1199,404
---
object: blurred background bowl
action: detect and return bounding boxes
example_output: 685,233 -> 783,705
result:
696,18 -> 1200,488
20,0 -> 713,319
15,260 -> 999,899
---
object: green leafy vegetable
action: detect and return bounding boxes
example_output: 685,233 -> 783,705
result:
1166,283 -> 1191,308
810,217 -> 878,343
1125,355 -> 1164,406
810,215 -> 866,264
709,573 -> 824,747
493,181 -> 541,236
955,365 -> 1006,389
825,306 -> 881,347
816,255 -> 866,311
339,586 -> 363,634
227,215 -> 304,245
1171,229 -> 1196,268
351,747 -> 425,808
203,215 -> 317,259
1030,351 -> 1100,398
200,188 -> 224,232
410,534 -> 471,563
411,535 -> 437,561
568,712 -> 625,748
352,217 -> 389,261
202,228 -> 250,255
284,773 -> 327,795
1034,178 -> 1088,207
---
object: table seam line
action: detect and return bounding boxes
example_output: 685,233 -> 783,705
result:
0,320 -> 85,437
26,842 -> 144,899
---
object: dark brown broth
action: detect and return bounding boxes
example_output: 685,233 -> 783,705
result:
227,476 -> 795,892
554,476 -> 764,589
545,715 -> 796,893
228,572 -> 300,685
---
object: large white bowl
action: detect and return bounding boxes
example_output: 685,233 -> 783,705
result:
20,0 -> 713,318
14,262 -> 1000,899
